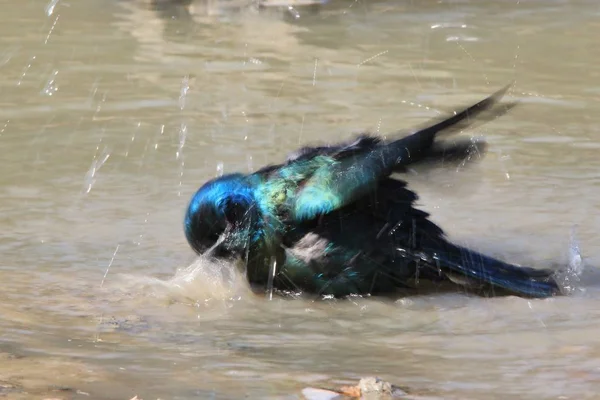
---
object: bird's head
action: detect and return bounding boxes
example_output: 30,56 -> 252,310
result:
184,174 -> 258,259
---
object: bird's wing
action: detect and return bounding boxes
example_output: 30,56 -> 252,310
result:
284,135 -> 382,164
291,84 -> 515,221
281,177 -> 559,299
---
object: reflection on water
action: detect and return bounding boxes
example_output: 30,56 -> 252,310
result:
1,0 -> 600,398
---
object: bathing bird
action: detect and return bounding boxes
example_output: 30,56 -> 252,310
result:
184,84 -> 561,299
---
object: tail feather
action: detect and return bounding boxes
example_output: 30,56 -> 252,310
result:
376,83 -> 517,177
424,243 -> 561,298
402,83 -> 517,144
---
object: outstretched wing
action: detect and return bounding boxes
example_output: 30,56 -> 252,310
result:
291,84 -> 515,221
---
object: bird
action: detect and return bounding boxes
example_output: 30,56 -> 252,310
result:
184,84 -> 562,299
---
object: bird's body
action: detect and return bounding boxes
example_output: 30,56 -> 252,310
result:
184,85 -> 562,299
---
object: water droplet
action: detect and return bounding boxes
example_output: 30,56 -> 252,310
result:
45,0 -> 59,16
83,146 -> 110,193
176,123 -> 187,160
286,6 -> 300,19
44,15 -> 60,44
179,75 -> 190,111
41,70 -> 59,96
17,56 -> 36,86
0,120 -> 9,136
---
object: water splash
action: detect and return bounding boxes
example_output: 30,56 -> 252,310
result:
44,15 -> 60,44
92,92 -> 107,121
179,75 -> 190,111
287,6 -> 301,19
177,76 -> 190,196
100,245 -> 120,288
176,123 -> 186,160
559,226 -> 585,295
498,151 -> 512,180
87,79 -> 100,104
41,69 -> 59,96
177,75 -> 190,157
135,212 -> 151,246
0,120 -> 9,136
124,121 -> 141,157
399,98 -> 440,115
431,23 -> 468,29
83,146 -> 111,194
176,123 -> 187,197
17,56 -> 36,86
0,46 -> 19,68
154,124 -> 165,150
267,258 -> 278,301
45,0 -> 59,16
357,50 -> 389,67
110,256 -> 249,306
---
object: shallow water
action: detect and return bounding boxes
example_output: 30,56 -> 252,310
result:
2,0 -> 600,398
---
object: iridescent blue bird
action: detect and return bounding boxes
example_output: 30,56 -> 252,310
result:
184,84 -> 561,299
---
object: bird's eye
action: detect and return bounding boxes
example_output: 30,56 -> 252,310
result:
224,199 -> 247,225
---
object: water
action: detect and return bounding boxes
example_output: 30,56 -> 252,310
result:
1,0 -> 600,398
